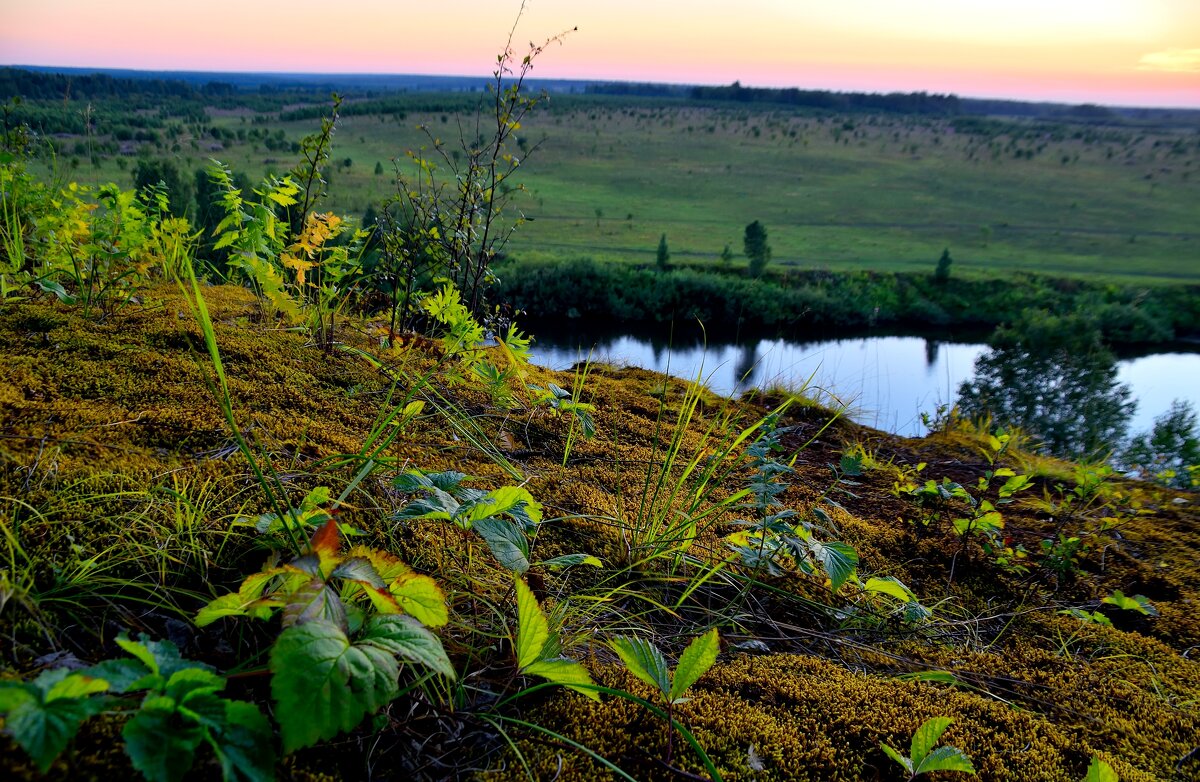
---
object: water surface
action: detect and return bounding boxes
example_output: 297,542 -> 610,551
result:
527,327 -> 1200,438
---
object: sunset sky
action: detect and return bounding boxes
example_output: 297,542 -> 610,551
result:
2,0 -> 1198,107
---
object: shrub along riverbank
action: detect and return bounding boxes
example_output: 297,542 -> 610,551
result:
496,256 -> 1200,347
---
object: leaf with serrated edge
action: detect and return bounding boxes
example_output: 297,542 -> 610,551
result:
524,658 -> 599,701
5,694 -> 106,772
473,517 -> 530,572
389,572 -> 448,627
812,541 -> 859,593
911,717 -> 953,766
282,580 -> 348,632
270,621 -> 399,753
668,629 -> 719,703
117,636 -> 160,676
308,519 -> 341,559
330,557 -> 386,589
608,636 -> 670,698
123,698 -> 206,782
212,700 -> 275,782
913,744 -> 976,776
514,577 -> 550,669
358,615 -> 455,679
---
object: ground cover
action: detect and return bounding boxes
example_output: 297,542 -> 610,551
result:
2,285 -> 1199,781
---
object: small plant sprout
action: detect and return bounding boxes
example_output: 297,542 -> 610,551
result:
608,628 -> 720,763
1082,755 -> 1119,782
881,716 -> 976,780
1102,589 -> 1158,616
514,577 -> 598,700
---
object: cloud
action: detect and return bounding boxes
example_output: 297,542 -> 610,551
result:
1137,48 -> 1200,73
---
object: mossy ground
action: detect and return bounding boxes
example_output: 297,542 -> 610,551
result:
1,286 -> 1197,781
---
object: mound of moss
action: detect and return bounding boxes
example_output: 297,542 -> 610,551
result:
1,286 -> 1198,781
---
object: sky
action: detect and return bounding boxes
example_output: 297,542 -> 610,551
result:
1,0 -> 1198,108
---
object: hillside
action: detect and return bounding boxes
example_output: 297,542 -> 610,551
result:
2,285 -> 1198,781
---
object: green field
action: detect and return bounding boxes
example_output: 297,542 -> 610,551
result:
46,96 -> 1200,282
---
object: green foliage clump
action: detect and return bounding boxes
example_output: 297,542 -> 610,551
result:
743,220 -> 771,275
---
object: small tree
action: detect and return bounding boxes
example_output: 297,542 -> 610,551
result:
719,244 -> 733,266
374,161 -> 384,175
744,220 -> 771,275
656,233 -> 670,270
935,248 -> 953,282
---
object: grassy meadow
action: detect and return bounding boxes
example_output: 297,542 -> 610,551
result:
5,74 -> 1200,781
49,95 -> 1200,283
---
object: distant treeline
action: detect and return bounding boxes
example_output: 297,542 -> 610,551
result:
585,80 -> 1200,125
688,82 -> 961,115
0,67 -> 237,101
497,257 -> 1200,347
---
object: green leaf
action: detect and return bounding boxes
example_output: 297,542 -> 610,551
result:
524,658 -> 600,701
213,231 -> 238,251
388,571 -> 449,628
539,554 -> 603,569
668,629 -> 719,703
123,697 -> 206,782
515,577 -> 550,669
358,615 -> 456,680
911,717 -> 953,766
270,621 -> 399,753
475,485 -> 543,527
0,682 -> 34,713
46,674 -> 109,702
116,636 -> 207,681
265,190 -> 297,207
1101,590 -> 1158,616
913,745 -> 976,776
84,659 -> 152,693
178,689 -> 228,733
608,636 -> 671,698
117,635 -> 161,675
4,690 -> 106,772
864,576 -> 919,603
1082,756 -> 1119,782
810,540 -> 859,593
880,742 -> 913,774
473,517 -> 531,572
211,700 -> 276,782
164,668 -> 225,707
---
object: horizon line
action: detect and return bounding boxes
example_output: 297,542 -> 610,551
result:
5,63 -> 1200,113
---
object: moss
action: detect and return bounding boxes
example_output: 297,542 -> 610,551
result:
2,285 -> 1199,781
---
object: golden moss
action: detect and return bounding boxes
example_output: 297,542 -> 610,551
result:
3,285 -> 1200,782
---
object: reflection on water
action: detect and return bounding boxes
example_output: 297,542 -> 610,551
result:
525,323 -> 1200,439
958,341 -> 1135,459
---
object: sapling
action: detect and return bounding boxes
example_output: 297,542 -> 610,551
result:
608,628 -> 719,765
881,716 -> 976,781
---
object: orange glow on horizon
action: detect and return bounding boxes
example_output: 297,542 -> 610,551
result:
1,0 -> 1197,108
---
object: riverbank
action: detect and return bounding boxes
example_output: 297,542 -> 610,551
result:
496,256 -> 1200,347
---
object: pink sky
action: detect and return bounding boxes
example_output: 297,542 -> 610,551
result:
2,0 -> 1198,107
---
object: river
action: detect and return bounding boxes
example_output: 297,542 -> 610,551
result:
526,327 -> 1200,439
